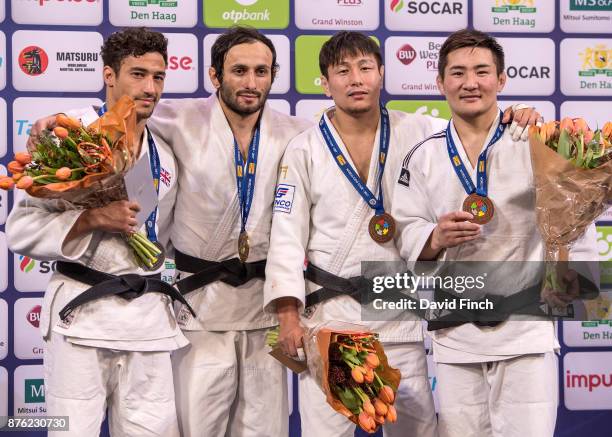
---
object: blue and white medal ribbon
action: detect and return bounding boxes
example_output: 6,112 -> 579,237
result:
445,110 -> 505,224
319,104 -> 395,243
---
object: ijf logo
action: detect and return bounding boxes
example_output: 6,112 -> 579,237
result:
18,46 -> 48,76
274,184 -> 295,214
579,44 -> 612,77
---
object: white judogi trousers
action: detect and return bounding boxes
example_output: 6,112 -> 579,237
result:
435,352 -> 558,437
171,329 -> 288,437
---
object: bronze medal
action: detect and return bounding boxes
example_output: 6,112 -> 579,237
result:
462,193 -> 494,224
238,231 -> 250,263
368,213 -> 396,244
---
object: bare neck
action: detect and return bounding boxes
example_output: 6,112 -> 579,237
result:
452,107 -> 499,164
219,96 -> 261,155
330,105 -> 380,139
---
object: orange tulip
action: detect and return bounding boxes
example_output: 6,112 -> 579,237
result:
53,126 -> 69,140
573,117 -> 589,134
55,167 -> 72,181
540,121 -> 557,143
55,113 -> 81,130
559,117 -> 575,134
0,177 -> 15,190
379,385 -> 395,404
374,414 -> 385,425
16,176 -> 33,189
12,173 -> 23,182
603,121 -> 612,140
374,398 -> 389,416
584,130 -> 594,144
362,399 -> 376,417
7,161 -> 25,174
386,405 -> 398,423
351,366 -> 365,384
358,411 -> 376,433
14,152 -> 32,165
365,353 -> 380,369
364,368 -> 374,384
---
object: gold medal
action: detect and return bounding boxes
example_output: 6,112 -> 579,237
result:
368,213 -> 396,244
462,194 -> 494,224
238,231 -> 250,263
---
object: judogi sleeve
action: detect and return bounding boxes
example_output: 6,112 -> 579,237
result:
391,147 -> 438,263
263,136 -> 312,314
6,196 -> 93,261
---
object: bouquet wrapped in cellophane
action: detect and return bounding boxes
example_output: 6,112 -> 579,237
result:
0,96 -> 162,269
267,322 -> 401,434
529,118 -> 612,292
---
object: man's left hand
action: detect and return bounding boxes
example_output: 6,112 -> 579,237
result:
502,104 -> 543,142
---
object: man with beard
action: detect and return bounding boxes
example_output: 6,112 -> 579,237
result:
8,28 -> 187,436
148,27 -> 311,436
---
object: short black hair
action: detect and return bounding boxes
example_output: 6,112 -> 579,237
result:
319,31 -> 382,78
210,26 -> 278,84
101,27 -> 168,75
438,29 -> 505,78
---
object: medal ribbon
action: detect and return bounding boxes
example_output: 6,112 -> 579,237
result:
234,125 -> 260,236
445,110 -> 505,197
97,104 -> 161,242
319,104 -> 390,216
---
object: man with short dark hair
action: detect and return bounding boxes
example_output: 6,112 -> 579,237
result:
148,26 -> 311,437
392,29 -> 598,437
8,27 -> 186,437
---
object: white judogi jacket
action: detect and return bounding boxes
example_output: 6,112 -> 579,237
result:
149,95 -> 311,331
263,108 -> 446,342
392,110 -> 599,362
7,105 -> 187,352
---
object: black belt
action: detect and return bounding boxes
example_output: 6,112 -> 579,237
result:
304,263 -> 372,308
174,250 -> 266,295
57,261 -> 196,321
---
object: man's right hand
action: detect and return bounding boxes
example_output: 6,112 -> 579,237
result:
431,211 -> 481,251
27,114 -> 58,152
275,297 -> 305,358
66,200 -> 141,242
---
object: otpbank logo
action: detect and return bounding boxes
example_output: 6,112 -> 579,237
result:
204,0 -> 289,29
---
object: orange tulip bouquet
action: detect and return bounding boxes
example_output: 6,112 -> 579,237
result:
0,96 -> 162,269
529,118 -> 612,294
267,323 -> 401,434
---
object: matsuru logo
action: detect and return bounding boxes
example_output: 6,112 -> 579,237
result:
18,46 -> 48,76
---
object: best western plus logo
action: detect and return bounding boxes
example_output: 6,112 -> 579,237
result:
396,44 -> 416,66
570,0 -> 612,11
25,379 -> 45,404
492,0 -> 536,13
27,305 -> 42,328
18,46 -> 48,76
579,44 -> 612,77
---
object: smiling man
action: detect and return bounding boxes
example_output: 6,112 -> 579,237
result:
8,28 -> 187,437
148,26 -> 311,437
392,29 -> 598,437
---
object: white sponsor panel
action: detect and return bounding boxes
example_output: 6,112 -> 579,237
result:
203,34 -> 290,94
560,0 -> 612,34
12,97 -> 102,152
426,353 -> 439,412
564,352 -> 612,410
0,31 -> 6,90
14,298 -> 45,360
0,300 -> 7,359
0,367 -> 7,428
385,36 -> 445,95
14,365 -> 46,416
560,38 -> 612,96
12,30 -> 103,92
295,99 -> 333,122
0,98 -> 6,157
295,0 -> 379,30
473,0 -> 554,33
560,101 -> 611,132
164,33 -> 198,93
0,0 -> 5,22
564,318 -> 612,348
13,253 -> 56,292
600,204 -> 612,221
110,0 -> 197,28
499,100 -> 556,122
498,38 -> 555,96
384,0 -> 468,31
0,166 -> 6,225
268,99 -> 290,115
11,0 -> 102,26
0,232 -> 7,292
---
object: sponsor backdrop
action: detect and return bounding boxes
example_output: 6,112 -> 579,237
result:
0,0 -> 610,435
